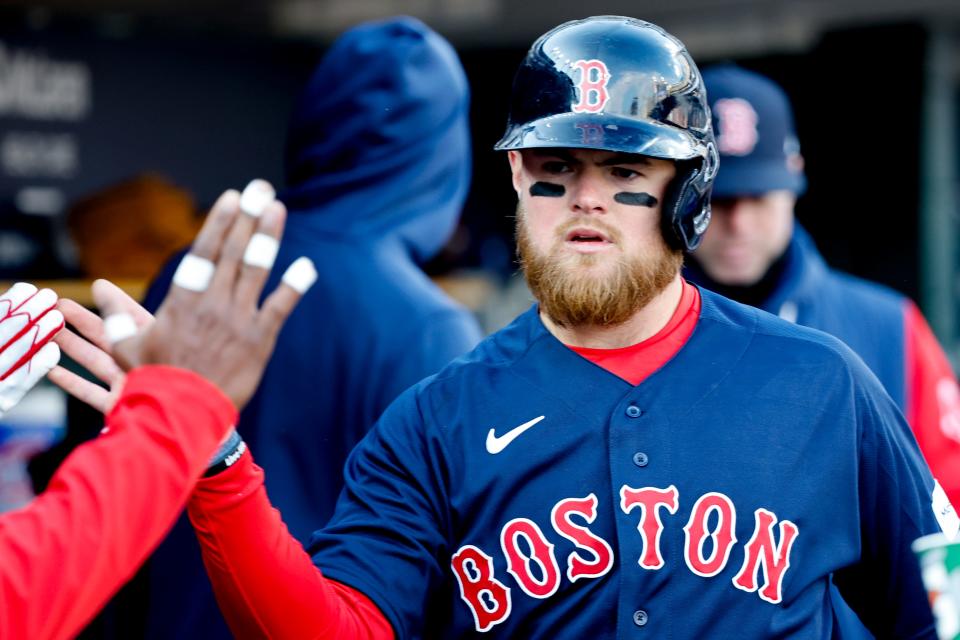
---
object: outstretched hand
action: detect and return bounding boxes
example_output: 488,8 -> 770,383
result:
49,282 -> 152,414
51,180 -> 316,412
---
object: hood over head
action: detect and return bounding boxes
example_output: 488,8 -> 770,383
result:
282,16 -> 472,263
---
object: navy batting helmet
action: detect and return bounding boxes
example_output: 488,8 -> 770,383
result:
495,16 -> 718,251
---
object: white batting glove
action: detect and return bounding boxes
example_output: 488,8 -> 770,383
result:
0,283 -> 64,416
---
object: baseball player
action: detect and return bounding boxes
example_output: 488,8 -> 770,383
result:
685,64 -> 960,512
66,17 -> 949,638
2,182 -> 314,640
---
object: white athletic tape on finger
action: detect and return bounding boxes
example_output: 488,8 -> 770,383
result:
239,180 -> 275,218
173,254 -> 216,292
242,233 -> 280,270
281,257 -> 318,294
0,342 -> 60,415
104,313 -> 138,345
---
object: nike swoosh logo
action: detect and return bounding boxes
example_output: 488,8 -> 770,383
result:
486,416 -> 545,454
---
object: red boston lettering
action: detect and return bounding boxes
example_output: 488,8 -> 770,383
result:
450,488 -> 800,626
732,508 -> 799,604
451,545 -> 512,632
551,493 -> 614,582
619,484 -> 679,570
500,518 -> 562,599
683,492 -> 738,577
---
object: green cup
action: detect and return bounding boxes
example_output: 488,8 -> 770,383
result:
914,533 -> 960,639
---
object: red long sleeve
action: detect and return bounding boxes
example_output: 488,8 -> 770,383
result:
188,452 -> 394,640
903,302 -> 960,508
0,365 -> 236,640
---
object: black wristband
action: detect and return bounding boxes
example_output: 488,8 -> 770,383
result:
204,429 -> 247,477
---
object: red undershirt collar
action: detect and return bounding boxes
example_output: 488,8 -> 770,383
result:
567,279 -> 701,385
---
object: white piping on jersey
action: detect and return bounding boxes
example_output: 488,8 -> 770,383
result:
778,301 -> 798,324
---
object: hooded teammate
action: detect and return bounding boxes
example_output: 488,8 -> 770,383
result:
135,17 -> 481,638
65,16 -> 950,639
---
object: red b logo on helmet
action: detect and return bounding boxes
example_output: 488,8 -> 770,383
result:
572,60 -> 610,114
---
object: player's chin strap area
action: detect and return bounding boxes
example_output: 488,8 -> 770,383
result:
204,428 -> 247,477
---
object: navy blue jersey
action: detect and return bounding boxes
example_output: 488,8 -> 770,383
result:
308,288 -> 940,638
688,224 -> 960,637
687,225 -> 907,415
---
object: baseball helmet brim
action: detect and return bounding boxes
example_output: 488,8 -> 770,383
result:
494,113 -> 703,161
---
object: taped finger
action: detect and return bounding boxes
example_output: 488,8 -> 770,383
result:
282,257 -> 318,294
103,313 -> 138,345
258,257 -> 317,334
173,254 -> 216,292
231,198 -> 285,310
242,233 -> 280,270
239,180 -> 276,218
92,280 -> 154,325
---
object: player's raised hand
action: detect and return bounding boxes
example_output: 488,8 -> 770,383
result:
48,282 -> 153,414
54,180 -> 316,412
0,283 -> 64,415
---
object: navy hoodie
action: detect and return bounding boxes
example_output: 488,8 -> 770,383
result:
139,17 -> 481,638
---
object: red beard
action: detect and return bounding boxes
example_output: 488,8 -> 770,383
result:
517,205 -> 682,327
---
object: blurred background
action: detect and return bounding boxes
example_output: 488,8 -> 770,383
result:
0,0 -> 958,490
1,1 -> 959,330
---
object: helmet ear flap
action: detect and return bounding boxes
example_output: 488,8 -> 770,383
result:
663,151 -> 716,252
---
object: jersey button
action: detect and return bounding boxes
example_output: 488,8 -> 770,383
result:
632,609 -> 648,627
626,405 -> 643,418
632,452 -> 649,467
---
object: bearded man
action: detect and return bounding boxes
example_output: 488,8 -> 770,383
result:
59,16 -> 946,639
